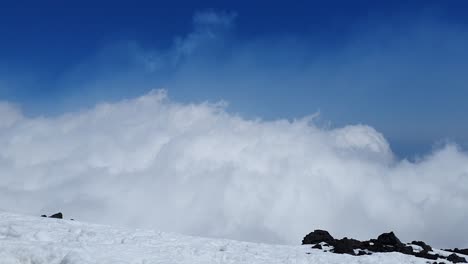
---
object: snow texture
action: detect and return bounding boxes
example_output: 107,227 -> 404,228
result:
0,211 -> 457,264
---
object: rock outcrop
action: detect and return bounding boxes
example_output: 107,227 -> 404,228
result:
40,212 -> 63,219
302,230 -> 467,263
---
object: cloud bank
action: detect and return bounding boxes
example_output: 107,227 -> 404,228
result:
1,90 -> 468,248
36,9 -> 468,160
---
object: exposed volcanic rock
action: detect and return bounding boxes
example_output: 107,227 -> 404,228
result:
414,251 -> 438,260
446,249 -> 468,256
356,250 -> 368,256
376,232 -> 402,246
40,212 -> 63,219
302,230 -> 335,245
311,244 -> 323,249
447,253 -> 468,263
49,212 -> 63,219
456,249 -> 468,256
363,238 -> 413,254
302,230 -> 467,263
412,241 -> 433,252
332,237 -> 366,255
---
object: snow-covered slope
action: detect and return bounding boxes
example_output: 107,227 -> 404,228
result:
0,211 -> 454,264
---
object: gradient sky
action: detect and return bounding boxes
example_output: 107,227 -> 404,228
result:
1,0 -> 468,158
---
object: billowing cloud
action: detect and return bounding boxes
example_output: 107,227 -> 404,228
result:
38,10 -> 468,161
0,90 -> 467,248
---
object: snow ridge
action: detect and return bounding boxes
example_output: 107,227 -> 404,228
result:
0,211 -> 458,264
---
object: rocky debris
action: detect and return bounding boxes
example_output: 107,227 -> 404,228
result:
333,238 -> 358,255
40,212 -> 63,219
302,230 -> 335,245
414,251 -> 438,260
447,253 -> 468,263
360,238 -> 414,256
49,212 -> 63,219
377,232 -> 403,247
446,249 -> 468,256
412,241 -> 433,252
357,250 -> 368,256
311,244 -> 322,249
333,237 -> 365,255
302,230 -> 467,263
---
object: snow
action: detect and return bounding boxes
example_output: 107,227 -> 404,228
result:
409,244 -> 424,252
0,211 -> 455,264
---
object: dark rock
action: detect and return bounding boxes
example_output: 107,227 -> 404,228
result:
357,250 -> 368,256
452,249 -> 468,256
376,232 -> 403,247
302,230 -> 335,245
447,253 -> 467,263
332,238 -> 358,255
49,212 -> 63,219
414,251 -> 438,260
399,245 -> 416,255
40,215 -> 47,217
312,244 -> 323,249
331,237 -> 363,255
363,239 -> 395,253
412,241 -> 433,252
340,237 -> 363,249
301,229 -> 468,263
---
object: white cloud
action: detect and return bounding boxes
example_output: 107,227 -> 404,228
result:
0,102 -> 23,128
193,10 -> 236,28
0,90 -> 467,248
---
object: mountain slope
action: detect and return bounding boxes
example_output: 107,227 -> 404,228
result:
0,211 -> 455,264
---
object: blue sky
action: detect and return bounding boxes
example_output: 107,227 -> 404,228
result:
1,0 -> 468,158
